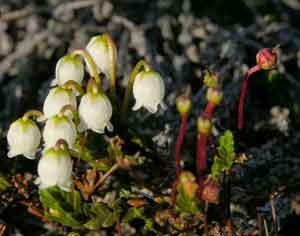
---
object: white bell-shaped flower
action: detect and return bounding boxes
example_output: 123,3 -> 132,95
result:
43,87 -> 77,119
86,35 -> 111,77
37,146 -> 73,191
51,55 -> 84,86
43,115 -> 77,150
78,92 -> 113,134
132,70 -> 165,113
7,118 -> 41,159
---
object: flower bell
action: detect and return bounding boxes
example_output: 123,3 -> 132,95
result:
52,55 -> 84,86
132,70 -> 165,113
43,114 -> 77,150
37,141 -> 73,191
7,117 -> 41,159
86,35 -> 112,78
43,87 -> 77,119
78,81 -> 113,134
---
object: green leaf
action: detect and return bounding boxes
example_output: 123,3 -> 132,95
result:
119,188 -> 139,199
217,130 -> 235,168
122,207 -> 159,234
84,203 -> 116,230
211,130 -> 236,181
122,207 -> 144,223
39,186 -> 84,228
0,175 -> 11,191
175,186 -> 200,214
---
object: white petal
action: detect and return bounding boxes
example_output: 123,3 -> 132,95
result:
132,101 -> 142,111
146,105 -> 158,114
78,120 -> 88,133
50,78 -> 58,87
106,121 -> 113,132
7,149 -> 18,158
23,151 -> 37,160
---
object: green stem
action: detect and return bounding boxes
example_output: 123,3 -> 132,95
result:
121,60 -> 151,113
62,80 -> 84,96
263,218 -> 270,236
22,110 -> 44,121
103,33 -> 117,98
71,49 -> 102,88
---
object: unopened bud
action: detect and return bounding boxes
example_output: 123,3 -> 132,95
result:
197,117 -> 212,134
203,70 -> 218,88
201,177 -> 220,204
176,95 -> 191,115
256,48 -> 277,70
178,171 -> 198,199
206,88 -> 223,105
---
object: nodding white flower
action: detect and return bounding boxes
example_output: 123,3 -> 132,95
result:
37,147 -> 73,191
43,115 -> 77,150
43,87 -> 77,119
7,118 -> 41,159
132,70 -> 165,113
51,55 -> 84,86
86,35 -> 113,77
78,92 -> 113,134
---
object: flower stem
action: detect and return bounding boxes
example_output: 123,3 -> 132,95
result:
62,80 -> 84,96
55,139 -> 69,150
175,114 -> 188,178
22,110 -> 44,121
204,200 -> 209,236
121,60 -> 151,114
71,49 -> 102,88
103,33 -> 117,98
197,133 -> 208,194
203,101 -> 215,119
59,104 -> 80,127
94,163 -> 119,190
171,113 -> 188,205
270,193 -> 279,236
238,65 -> 260,130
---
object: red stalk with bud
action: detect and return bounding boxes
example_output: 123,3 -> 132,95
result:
197,73 -> 223,196
172,89 -> 192,204
238,47 -> 278,130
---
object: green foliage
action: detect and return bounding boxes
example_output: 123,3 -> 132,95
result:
40,186 -> 117,230
211,130 -> 235,181
175,186 -> 200,214
0,175 -> 11,191
39,186 -> 84,228
122,207 -> 158,234
84,203 -> 117,230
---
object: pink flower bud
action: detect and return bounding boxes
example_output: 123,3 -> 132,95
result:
256,48 -> 277,70
201,177 -> 220,204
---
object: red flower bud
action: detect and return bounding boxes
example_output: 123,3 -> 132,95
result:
256,48 -> 277,70
201,177 -> 220,204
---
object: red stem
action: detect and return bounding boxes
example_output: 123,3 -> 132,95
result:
238,65 -> 261,130
203,101 -> 215,119
172,114 -> 188,205
175,114 -> 188,178
197,133 -> 208,194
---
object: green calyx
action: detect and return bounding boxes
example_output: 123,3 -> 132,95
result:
53,87 -> 73,99
18,118 -> 36,132
43,147 -> 69,161
51,115 -> 70,128
138,70 -> 160,80
90,35 -> 108,49
61,55 -> 82,67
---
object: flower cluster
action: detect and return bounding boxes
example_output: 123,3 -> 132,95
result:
6,33 -> 165,192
